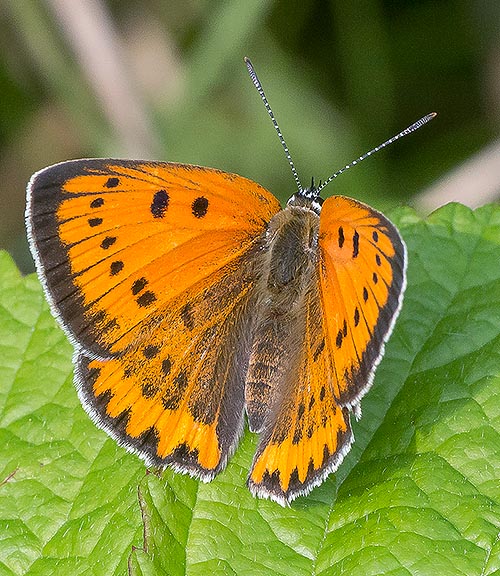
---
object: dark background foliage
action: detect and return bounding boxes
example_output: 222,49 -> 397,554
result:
1,0 -> 498,272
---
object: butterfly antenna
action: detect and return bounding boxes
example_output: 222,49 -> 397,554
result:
244,57 -> 303,192
315,112 -> 437,196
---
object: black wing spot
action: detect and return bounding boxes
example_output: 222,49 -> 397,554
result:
110,260 -> 124,275
104,177 -> 119,188
319,386 -> 326,401
192,196 -> 209,218
137,291 -> 157,307
90,198 -> 104,208
151,190 -> 169,218
363,287 -> 369,302
162,357 -> 172,376
143,345 -> 159,359
373,272 -> 378,284
338,226 -> 345,248
352,230 -> 359,258
313,338 -> 325,362
343,319 -> 347,337
88,217 -> 103,227
308,394 -> 316,410
297,403 -> 305,419
354,307 -> 360,326
132,277 -> 148,295
372,230 -> 379,242
292,427 -> 302,445
376,253 -> 381,266
336,329 -> 343,348
101,236 -> 116,249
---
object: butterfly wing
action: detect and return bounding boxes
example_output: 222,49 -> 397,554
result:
75,251 -> 257,477
317,195 -> 407,408
27,159 -> 281,477
248,195 -> 406,504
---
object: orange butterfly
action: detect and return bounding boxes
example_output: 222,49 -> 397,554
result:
26,58 -> 435,505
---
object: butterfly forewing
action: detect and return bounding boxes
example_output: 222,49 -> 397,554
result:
27,160 -> 280,356
318,196 -> 407,407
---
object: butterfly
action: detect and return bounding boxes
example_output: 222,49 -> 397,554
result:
26,58 -> 435,505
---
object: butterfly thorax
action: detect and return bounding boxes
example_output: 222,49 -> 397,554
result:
264,204 -> 319,307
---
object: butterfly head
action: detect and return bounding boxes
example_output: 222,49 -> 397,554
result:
286,177 -> 323,214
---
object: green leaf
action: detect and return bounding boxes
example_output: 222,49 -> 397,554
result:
0,252 -> 145,575
1,203 -> 500,575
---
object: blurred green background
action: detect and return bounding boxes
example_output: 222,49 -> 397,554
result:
1,0 -> 499,273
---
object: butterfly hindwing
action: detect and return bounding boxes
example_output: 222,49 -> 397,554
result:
75,251 -> 260,477
247,275 -> 353,504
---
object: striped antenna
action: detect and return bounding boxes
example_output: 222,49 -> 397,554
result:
315,112 -> 437,196
244,57 -> 303,191
245,57 -> 436,197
